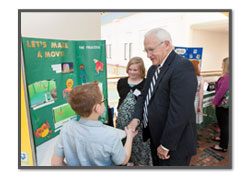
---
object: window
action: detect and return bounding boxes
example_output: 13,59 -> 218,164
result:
129,43 -> 132,59
109,44 -> 112,59
124,42 -> 132,60
106,44 -> 112,59
124,43 -> 128,60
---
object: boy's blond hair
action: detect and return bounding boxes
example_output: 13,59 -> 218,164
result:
68,81 -> 102,117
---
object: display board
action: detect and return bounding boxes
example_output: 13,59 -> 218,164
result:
175,47 -> 203,64
22,37 -> 108,146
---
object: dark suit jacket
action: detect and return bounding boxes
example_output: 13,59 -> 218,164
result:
133,50 -> 198,157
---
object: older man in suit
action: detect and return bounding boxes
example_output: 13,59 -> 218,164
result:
128,28 -> 197,166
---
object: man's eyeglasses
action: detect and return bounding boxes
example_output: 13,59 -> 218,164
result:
143,41 -> 164,54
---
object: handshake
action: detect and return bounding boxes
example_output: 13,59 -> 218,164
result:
124,126 -> 138,139
124,119 -> 140,138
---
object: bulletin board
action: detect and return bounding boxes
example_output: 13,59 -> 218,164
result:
175,47 -> 203,61
22,37 -> 108,147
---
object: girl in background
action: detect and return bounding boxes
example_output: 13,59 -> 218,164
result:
116,57 -> 152,166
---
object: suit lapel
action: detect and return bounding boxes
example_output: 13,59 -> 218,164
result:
150,50 -> 176,100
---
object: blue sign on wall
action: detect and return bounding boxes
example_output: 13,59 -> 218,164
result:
175,47 -> 203,60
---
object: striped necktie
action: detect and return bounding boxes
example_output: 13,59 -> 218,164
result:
143,65 -> 161,128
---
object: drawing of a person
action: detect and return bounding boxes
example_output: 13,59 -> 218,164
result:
79,64 -> 87,84
63,79 -> 73,98
93,59 -> 104,75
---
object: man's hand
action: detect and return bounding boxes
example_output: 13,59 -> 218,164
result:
197,106 -> 201,114
157,146 -> 170,160
127,119 -> 140,132
212,104 -> 216,109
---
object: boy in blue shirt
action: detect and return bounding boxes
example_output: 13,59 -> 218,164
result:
51,81 -> 137,166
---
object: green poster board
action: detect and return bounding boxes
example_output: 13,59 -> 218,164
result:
22,37 -> 108,146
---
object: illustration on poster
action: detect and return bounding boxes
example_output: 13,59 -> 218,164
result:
28,79 -> 57,109
79,64 -> 87,84
94,59 -> 104,75
63,79 -> 74,98
34,121 -> 53,138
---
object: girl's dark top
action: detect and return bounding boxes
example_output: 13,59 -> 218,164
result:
117,77 -> 146,110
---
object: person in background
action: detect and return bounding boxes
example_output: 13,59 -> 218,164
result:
51,81 -> 138,166
128,28 -> 197,166
191,60 -> 205,124
211,57 -> 229,152
116,57 -> 152,166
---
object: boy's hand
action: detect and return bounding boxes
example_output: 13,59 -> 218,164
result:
125,126 -> 138,139
127,119 -> 139,132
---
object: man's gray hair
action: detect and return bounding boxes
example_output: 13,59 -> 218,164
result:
145,28 -> 172,46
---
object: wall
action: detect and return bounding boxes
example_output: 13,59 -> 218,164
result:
101,12 -> 228,72
21,12 -> 101,40
102,12 -> 188,69
190,29 -> 229,71
102,12 -> 229,111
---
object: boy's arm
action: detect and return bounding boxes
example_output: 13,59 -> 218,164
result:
51,154 -> 66,166
121,136 -> 133,165
121,127 -> 138,165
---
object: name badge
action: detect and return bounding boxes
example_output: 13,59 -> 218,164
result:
133,89 -> 141,97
